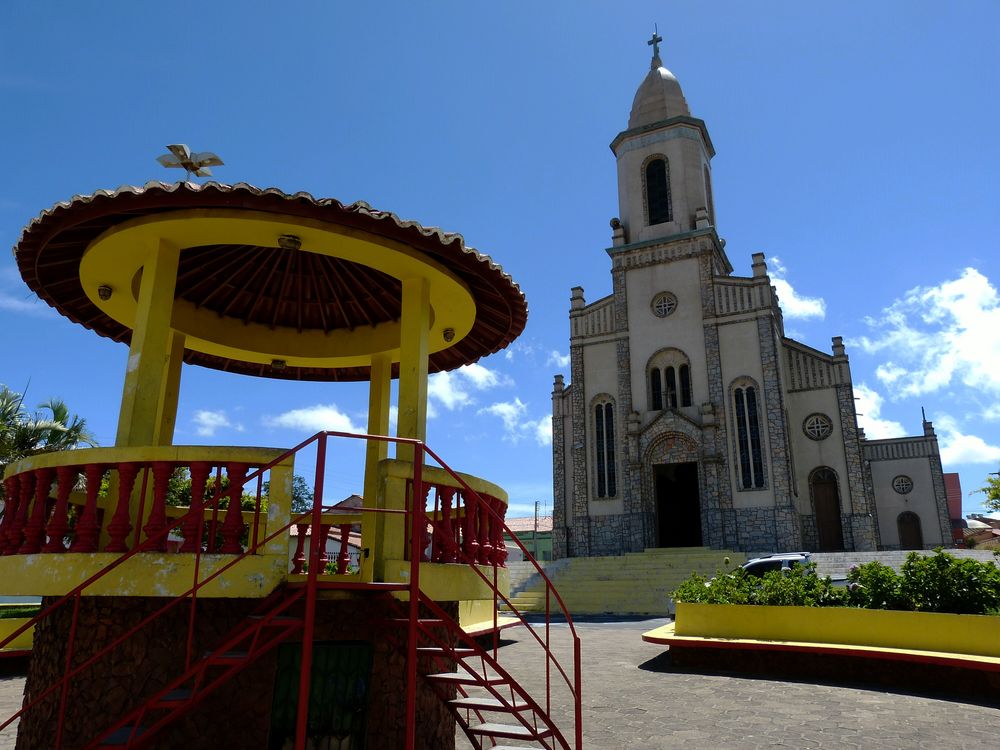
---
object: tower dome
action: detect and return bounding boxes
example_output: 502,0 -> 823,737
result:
628,57 -> 691,128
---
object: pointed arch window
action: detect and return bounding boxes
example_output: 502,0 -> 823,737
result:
733,380 -> 765,489
594,399 -> 617,498
645,157 -> 673,225
680,364 -> 692,407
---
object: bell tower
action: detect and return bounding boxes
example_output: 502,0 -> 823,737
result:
610,33 -> 717,245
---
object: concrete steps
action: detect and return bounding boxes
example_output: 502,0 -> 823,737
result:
807,549 -> 998,578
502,548 -> 742,616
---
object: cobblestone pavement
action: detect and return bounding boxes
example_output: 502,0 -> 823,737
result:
455,617 -> 1000,750
3,619 -> 999,749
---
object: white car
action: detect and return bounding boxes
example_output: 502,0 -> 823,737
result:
739,552 -> 812,577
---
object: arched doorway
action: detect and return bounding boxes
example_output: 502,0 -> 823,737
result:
810,468 -> 844,551
897,511 -> 923,550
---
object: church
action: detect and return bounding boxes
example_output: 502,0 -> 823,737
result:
550,37 -> 952,557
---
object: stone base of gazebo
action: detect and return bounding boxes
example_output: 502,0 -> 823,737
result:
16,596 -> 458,750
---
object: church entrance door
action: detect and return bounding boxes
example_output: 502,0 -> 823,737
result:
654,462 -> 701,547
811,468 -> 844,552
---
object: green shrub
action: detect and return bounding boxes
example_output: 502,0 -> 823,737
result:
846,561 -> 904,610
673,549 -> 1000,616
673,563 -> 845,607
898,549 -> 1000,615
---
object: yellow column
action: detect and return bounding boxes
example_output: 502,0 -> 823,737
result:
396,277 -> 430,464
361,353 -> 392,582
152,330 -> 186,446
115,238 -> 182,448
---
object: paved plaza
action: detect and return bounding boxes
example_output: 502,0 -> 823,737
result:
3,618 -> 999,749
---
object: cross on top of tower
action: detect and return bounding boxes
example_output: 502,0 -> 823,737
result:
647,26 -> 663,67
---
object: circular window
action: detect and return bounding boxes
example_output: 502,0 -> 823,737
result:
803,413 -> 833,441
651,292 -> 678,318
892,475 -> 914,495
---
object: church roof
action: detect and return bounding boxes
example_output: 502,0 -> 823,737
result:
628,56 -> 691,128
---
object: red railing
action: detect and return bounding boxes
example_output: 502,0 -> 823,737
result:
408,479 -> 509,566
0,432 -> 582,750
0,455 -> 275,557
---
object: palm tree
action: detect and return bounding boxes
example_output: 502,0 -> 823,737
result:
0,385 -> 97,506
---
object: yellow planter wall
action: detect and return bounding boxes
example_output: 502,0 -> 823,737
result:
0,618 -> 33,651
675,602 -> 1000,658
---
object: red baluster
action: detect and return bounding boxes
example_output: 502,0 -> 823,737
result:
336,524 -> 351,574
219,463 -> 248,554
429,486 -> 444,563
317,524 -> 332,571
477,494 -> 493,565
1,476 -> 19,554
463,492 -> 479,564
291,523 -> 308,574
180,462 -> 210,553
106,463 -> 139,553
496,498 -> 508,567
490,498 -> 507,566
9,473 -> 36,554
43,466 -> 76,553
438,487 -> 458,563
142,462 -> 173,551
70,464 -> 103,553
20,468 -> 54,554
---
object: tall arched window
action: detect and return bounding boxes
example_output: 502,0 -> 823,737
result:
647,349 -> 693,410
665,367 -> 678,408
679,364 -> 692,406
645,157 -> 672,225
651,369 -> 663,410
594,399 -> 616,498
733,379 -> 765,489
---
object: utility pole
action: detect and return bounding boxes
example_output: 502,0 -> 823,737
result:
533,500 -> 539,559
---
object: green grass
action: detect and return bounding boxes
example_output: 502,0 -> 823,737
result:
0,605 -> 40,619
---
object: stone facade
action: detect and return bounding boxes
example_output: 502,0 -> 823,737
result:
550,47 -> 952,557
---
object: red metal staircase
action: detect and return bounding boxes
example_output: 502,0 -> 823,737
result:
0,432 -> 582,750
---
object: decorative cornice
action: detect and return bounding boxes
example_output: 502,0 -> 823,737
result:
610,115 -> 715,157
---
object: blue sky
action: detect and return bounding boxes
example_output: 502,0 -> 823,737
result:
2,1 -> 999,518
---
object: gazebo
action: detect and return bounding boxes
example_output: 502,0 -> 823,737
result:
0,182 -> 580,750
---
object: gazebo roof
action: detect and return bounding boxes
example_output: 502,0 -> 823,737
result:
14,181 -> 527,381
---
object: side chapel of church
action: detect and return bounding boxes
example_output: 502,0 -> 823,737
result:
551,38 -> 952,557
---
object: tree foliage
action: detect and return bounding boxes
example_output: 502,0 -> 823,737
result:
1,385 -> 97,502
976,473 -> 1000,514
262,475 -> 314,514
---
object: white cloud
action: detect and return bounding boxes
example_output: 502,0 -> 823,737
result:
264,403 -> 363,434
0,265 -> 56,318
546,350 -> 570,368
427,363 -> 511,414
854,268 -> 1000,398
193,409 -> 244,437
478,399 -> 551,446
768,256 -> 826,320
935,414 -> 1000,465
853,383 -> 905,439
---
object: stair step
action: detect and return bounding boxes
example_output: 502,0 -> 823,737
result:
450,696 -> 530,711
150,688 -> 192,707
205,650 -> 249,663
416,646 -> 478,657
248,615 -> 301,625
99,726 -> 146,746
427,671 -> 507,686
387,618 -> 447,625
467,721 -> 552,740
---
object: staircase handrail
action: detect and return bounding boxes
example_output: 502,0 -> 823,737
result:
0,430 -> 422,742
421,444 -> 583,750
